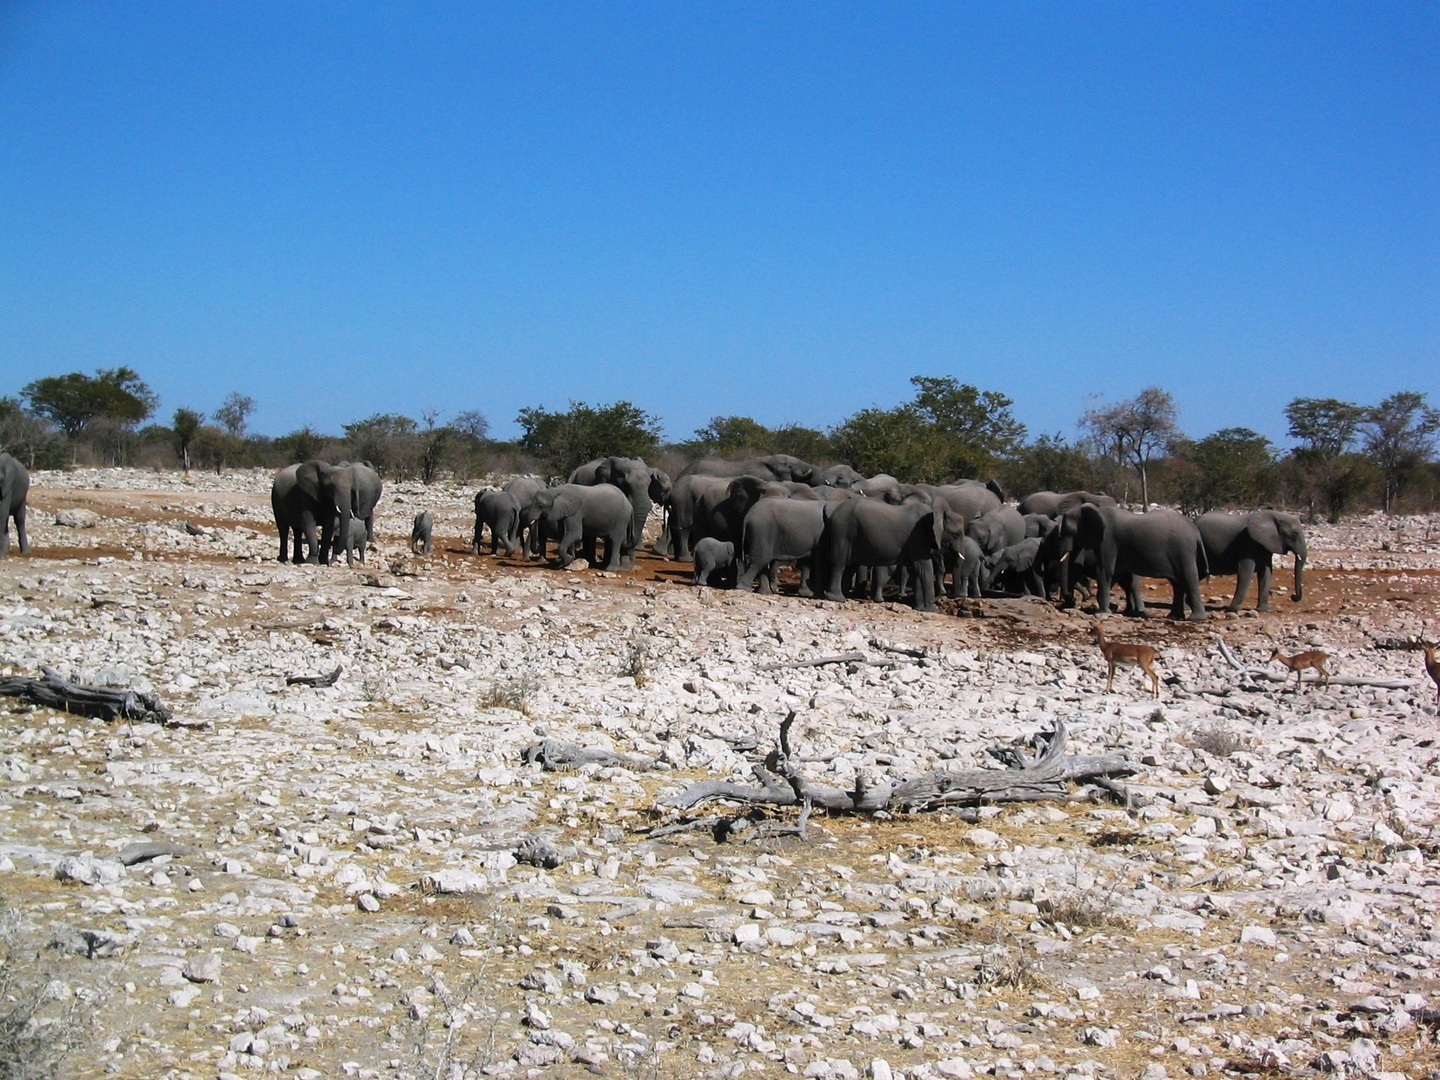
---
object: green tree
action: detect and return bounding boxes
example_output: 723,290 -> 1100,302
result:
688,416 -> 774,457
342,413 -> 420,476
274,426 -> 327,463
212,392 -> 256,438
1284,397 -> 1371,522
1001,433 -> 1103,498
20,367 -> 157,436
1080,387 -> 1180,511
0,396 -> 66,469
516,401 -> 663,477
768,423 -> 831,463
172,408 -> 203,472
1362,391 -> 1440,514
828,377 -> 1025,484
1171,428 -> 1275,512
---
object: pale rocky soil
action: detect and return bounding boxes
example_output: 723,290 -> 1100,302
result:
3,468 -> 1440,1080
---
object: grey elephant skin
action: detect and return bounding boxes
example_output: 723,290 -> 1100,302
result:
521,484 -> 633,570
691,538 -> 735,586
0,453 -> 30,557
966,505 -> 1026,556
1058,504 -> 1208,620
568,457 -> 666,568
663,474 -> 728,561
1197,510 -> 1306,611
819,495 -> 965,612
691,475 -> 788,557
949,535 -> 985,598
271,460 -> 382,566
409,512 -> 433,555
346,518 -> 370,564
982,537 -> 1045,595
473,489 -> 524,557
1018,490 -> 1115,517
677,454 -> 822,486
738,497 -> 826,595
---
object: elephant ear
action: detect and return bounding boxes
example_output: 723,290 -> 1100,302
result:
648,469 -> 669,502
294,460 -> 324,501
1245,513 -> 1286,554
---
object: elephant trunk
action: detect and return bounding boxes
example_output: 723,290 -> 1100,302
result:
1291,553 -> 1305,603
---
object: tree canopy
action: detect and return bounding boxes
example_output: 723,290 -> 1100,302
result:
20,367 -> 158,435
517,401 -> 663,477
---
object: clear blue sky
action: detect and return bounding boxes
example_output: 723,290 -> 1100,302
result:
1,3 -> 1436,447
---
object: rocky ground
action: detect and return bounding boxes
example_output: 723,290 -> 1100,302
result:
3,468 -> 1440,1080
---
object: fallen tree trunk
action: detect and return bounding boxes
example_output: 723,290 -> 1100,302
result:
1216,639 -> 1417,689
0,667 -> 173,724
657,718 -> 1136,814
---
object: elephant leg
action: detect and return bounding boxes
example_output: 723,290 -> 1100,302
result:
1183,564 -> 1207,620
912,561 -> 937,612
603,532 -> 624,571
300,512 -> 321,565
12,505 -> 25,555
1094,568 -> 1113,614
1252,560 -> 1274,612
737,555 -> 761,592
277,522 -> 291,563
557,523 -> 581,565
1228,559 -> 1255,611
1121,574 -> 1146,616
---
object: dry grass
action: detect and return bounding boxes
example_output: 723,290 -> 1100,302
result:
0,907 -> 99,1080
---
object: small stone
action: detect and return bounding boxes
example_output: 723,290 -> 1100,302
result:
870,1059 -> 894,1080
584,984 -> 620,1006
1239,925 -> 1277,947
356,893 -> 380,912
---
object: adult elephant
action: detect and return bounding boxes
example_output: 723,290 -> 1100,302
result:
1197,510 -> 1306,611
692,475 -> 786,556
663,474 -> 730,561
273,460 -> 382,566
821,463 -> 864,488
818,495 -> 965,612
737,497 -> 826,596
1018,490 -> 1116,517
677,455 -> 822,485
1057,504 -> 1208,620
520,483 -> 633,570
0,452 -> 30,557
571,456 -> 664,568
966,505 -> 1026,556
473,489 -> 524,556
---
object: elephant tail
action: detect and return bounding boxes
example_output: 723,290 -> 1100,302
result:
1196,535 -> 1210,578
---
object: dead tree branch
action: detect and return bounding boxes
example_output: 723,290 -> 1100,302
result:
0,667 -> 173,724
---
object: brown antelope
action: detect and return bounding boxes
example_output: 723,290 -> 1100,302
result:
1091,622 -> 1160,698
1269,647 -> 1330,690
1423,644 -> 1440,707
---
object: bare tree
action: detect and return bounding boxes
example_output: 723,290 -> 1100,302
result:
1079,387 -> 1179,511
212,392 -> 256,438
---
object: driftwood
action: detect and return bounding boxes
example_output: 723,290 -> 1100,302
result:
658,718 -> 1137,815
1216,639 -> 1416,689
286,666 -> 342,688
0,667 -> 173,724
758,652 -> 866,672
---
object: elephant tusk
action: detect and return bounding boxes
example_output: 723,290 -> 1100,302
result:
1059,552 -> 1069,563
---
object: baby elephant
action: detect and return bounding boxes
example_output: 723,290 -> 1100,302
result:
692,537 -> 736,586
346,518 -> 370,565
410,511 -> 433,555
982,537 -> 1044,596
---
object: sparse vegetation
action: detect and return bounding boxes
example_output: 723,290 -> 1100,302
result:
0,908 -> 96,1080
479,676 -> 533,715
619,637 -> 651,687
1041,890 -> 1136,932
1184,723 -> 1250,759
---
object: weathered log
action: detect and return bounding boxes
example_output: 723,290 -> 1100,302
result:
757,652 -> 866,672
1215,639 -> 1416,689
658,719 -> 1137,814
0,667 -> 172,724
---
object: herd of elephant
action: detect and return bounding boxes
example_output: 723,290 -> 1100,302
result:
386,451 -> 1304,620
0,449 -> 1306,622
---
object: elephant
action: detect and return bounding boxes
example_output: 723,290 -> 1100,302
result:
737,497 -> 826,595
346,518 -> 370,564
1197,510 -> 1306,611
691,475 -> 788,556
0,453 -> 31,557
272,460 -> 382,566
781,482 -> 823,501
1057,504 -> 1208,620
1023,513 -> 1056,539
519,483 -> 633,570
692,538 -> 736,586
662,474 -> 730,562
821,463 -> 864,488
818,495 -> 966,612
949,535 -> 985,598
982,537 -> 1045,595
677,455 -> 822,485
569,456 -> 665,568
503,477 -> 545,556
1018,490 -> 1116,517
473,489 -> 524,556
855,473 -> 904,502
410,512 -> 433,555
966,506 -> 1026,557
912,480 -> 1003,521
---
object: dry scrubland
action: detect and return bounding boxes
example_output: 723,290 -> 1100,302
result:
3,468 -> 1440,1080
